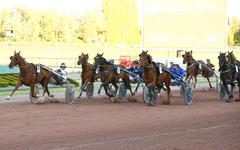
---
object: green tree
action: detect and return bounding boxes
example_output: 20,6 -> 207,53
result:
234,28 -> 240,45
228,16 -> 239,45
103,0 -> 140,44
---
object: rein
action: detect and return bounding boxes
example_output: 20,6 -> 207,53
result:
186,61 -> 196,69
220,69 -> 231,74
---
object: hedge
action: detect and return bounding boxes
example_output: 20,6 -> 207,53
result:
0,81 -> 9,87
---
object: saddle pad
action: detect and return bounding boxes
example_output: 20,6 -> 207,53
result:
96,67 -> 99,73
36,64 -> 41,73
199,63 -> 202,69
159,65 -> 162,74
117,66 -> 120,74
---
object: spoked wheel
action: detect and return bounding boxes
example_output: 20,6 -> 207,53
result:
143,86 -> 157,106
30,84 -> 43,104
220,84 -> 227,101
119,82 -> 127,101
184,84 -> 192,105
86,82 -> 94,99
65,85 -> 75,104
109,84 -> 117,102
180,82 -> 185,98
216,78 -> 220,92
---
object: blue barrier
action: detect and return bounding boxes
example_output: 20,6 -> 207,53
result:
0,65 -> 19,74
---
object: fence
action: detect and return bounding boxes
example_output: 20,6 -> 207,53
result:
1,42 -> 240,72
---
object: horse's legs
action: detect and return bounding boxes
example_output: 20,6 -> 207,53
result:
122,73 -> 134,95
229,83 -> 235,100
78,81 -> 87,98
42,78 -> 52,97
165,84 -> 171,104
30,84 -> 38,98
113,82 -> 118,96
6,81 -> 23,100
103,85 -> 111,97
193,76 -> 197,88
223,83 -> 231,102
206,77 -> 212,88
97,84 -> 103,95
122,78 -> 134,96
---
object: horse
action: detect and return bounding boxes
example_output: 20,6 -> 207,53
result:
218,52 -> 240,102
182,51 -> 214,88
226,51 -> 240,66
139,50 -> 171,105
77,53 -> 95,99
6,51 -> 54,100
94,53 -> 133,101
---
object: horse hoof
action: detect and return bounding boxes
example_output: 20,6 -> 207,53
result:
226,99 -> 232,103
6,96 -> 11,100
114,98 -> 120,103
235,99 -> 240,102
128,98 -> 137,102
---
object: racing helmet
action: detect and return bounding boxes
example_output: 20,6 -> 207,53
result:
60,62 -> 66,69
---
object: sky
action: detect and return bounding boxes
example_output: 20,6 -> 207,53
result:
227,0 -> 240,17
0,0 -> 239,17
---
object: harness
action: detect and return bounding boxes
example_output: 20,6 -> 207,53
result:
186,60 -> 196,69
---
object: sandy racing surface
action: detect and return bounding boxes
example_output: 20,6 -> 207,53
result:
0,89 -> 240,150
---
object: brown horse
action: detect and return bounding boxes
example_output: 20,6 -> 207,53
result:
139,50 -> 171,105
94,53 -> 133,100
6,51 -> 54,100
226,51 -> 240,66
77,53 -> 95,99
182,51 -> 213,88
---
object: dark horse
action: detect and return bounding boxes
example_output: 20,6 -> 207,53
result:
94,53 -> 133,101
182,51 -> 214,88
218,52 -> 240,102
6,51 -> 54,100
139,50 -> 171,105
77,53 -> 95,99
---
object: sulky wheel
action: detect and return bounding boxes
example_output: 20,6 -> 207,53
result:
143,86 -> 149,103
143,86 -> 156,106
216,78 -> 220,92
180,82 -> 185,98
220,84 -> 227,101
86,82 -> 94,99
30,84 -> 43,104
65,85 -> 75,104
119,82 -> 127,101
109,84 -> 117,102
184,84 -> 192,105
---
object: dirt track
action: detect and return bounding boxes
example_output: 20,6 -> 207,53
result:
0,89 -> 240,150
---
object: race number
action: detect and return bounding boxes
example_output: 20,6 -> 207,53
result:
117,66 -> 120,74
37,64 -> 40,73
159,65 -> 162,74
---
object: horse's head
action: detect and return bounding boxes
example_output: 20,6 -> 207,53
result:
139,50 -> 150,66
226,51 -> 236,63
182,51 -> 193,64
94,53 -> 105,66
218,52 -> 227,67
77,53 -> 89,65
9,51 -> 22,68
